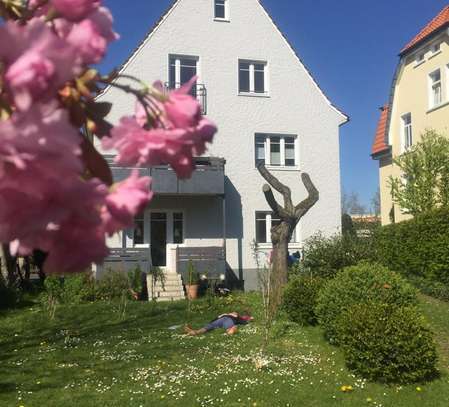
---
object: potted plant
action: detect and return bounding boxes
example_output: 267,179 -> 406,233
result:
185,260 -> 200,300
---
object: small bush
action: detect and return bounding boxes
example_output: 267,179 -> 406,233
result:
316,262 -> 418,344
302,233 -> 377,279
409,276 -> 449,302
283,275 -> 324,325
337,303 -> 438,383
95,270 -> 131,301
0,279 -> 20,309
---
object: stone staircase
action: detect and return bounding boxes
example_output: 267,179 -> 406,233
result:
146,272 -> 185,302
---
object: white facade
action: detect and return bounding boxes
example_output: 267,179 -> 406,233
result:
97,0 -> 347,289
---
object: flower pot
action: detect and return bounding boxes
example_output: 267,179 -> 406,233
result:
186,284 -> 199,300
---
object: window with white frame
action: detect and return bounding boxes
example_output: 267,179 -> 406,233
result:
429,69 -> 442,108
415,51 -> 425,65
431,42 -> 441,55
255,212 -> 297,244
169,55 -> 198,95
214,0 -> 228,20
401,113 -> 413,151
239,60 -> 268,94
255,134 -> 298,168
133,213 -> 145,246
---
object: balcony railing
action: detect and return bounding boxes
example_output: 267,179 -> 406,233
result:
106,155 -> 225,195
164,82 -> 207,115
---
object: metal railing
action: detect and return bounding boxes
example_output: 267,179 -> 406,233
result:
164,82 -> 207,115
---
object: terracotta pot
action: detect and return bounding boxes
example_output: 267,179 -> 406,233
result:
186,284 -> 199,300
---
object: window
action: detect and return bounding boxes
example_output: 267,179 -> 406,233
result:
173,212 -> 184,244
415,52 -> 425,65
239,60 -> 267,94
214,0 -> 228,20
429,69 -> 442,108
169,55 -> 198,96
133,213 -> 145,246
255,212 -> 297,244
255,134 -> 298,168
431,43 -> 441,54
401,113 -> 412,151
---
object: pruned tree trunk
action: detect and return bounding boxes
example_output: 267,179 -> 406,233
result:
257,163 -> 319,286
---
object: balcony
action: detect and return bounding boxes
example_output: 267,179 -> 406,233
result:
106,155 -> 225,196
164,82 -> 207,115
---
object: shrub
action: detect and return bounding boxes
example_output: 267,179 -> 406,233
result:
302,233 -> 377,279
337,303 -> 438,383
408,276 -> 449,302
0,279 -> 20,309
283,275 -> 324,325
95,270 -> 131,301
374,208 -> 449,284
315,262 -> 418,344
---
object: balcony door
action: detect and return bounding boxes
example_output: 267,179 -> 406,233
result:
169,55 -> 199,97
150,213 -> 167,267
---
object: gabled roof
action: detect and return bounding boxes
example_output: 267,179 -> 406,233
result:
371,105 -> 390,157
99,0 -> 348,123
400,5 -> 449,55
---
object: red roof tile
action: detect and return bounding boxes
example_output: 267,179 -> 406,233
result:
371,105 -> 390,156
401,5 -> 449,54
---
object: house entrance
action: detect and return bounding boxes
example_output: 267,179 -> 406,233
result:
150,213 -> 167,267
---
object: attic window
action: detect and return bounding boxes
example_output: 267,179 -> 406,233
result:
214,0 -> 228,20
431,42 -> 441,54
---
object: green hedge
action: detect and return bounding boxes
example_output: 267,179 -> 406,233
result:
315,262 -> 418,344
337,303 -> 438,383
375,209 -> 449,284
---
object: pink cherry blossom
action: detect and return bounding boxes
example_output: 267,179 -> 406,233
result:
102,170 -> 152,235
65,18 -> 108,64
51,0 -> 101,22
56,6 -> 118,65
103,78 -> 217,178
0,19 -> 81,110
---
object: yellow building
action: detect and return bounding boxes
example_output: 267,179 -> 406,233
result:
372,5 -> 449,225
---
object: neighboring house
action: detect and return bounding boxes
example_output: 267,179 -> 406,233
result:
96,0 -> 347,293
372,5 -> 449,225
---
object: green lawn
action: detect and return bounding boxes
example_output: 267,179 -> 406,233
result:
1,293 -> 449,407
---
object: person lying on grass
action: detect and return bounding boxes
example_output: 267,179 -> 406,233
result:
184,312 -> 254,336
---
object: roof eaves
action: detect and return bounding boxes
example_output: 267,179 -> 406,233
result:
399,22 -> 449,56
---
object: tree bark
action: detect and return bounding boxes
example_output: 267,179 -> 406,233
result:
257,163 -> 319,285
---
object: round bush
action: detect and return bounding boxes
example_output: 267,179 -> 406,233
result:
283,275 -> 324,325
337,303 -> 438,383
315,262 -> 418,344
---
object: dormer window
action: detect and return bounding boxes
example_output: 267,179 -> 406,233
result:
214,0 -> 228,20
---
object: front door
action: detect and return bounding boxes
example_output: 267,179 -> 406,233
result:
150,213 -> 167,267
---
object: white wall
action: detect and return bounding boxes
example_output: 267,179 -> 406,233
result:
99,0 -> 345,285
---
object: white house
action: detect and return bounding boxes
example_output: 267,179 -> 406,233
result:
96,0 -> 347,294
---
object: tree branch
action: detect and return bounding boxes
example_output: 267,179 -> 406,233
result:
262,184 -> 291,219
295,173 -> 319,218
257,162 -> 294,211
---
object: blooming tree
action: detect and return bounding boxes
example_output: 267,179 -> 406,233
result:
0,0 -> 217,276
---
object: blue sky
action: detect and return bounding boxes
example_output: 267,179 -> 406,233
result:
99,0 -> 449,207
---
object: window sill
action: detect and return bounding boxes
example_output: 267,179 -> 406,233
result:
256,166 -> 300,172
214,17 -> 230,23
414,59 -> 425,68
238,92 -> 270,98
427,100 -> 449,114
429,50 -> 442,60
256,243 -> 303,249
